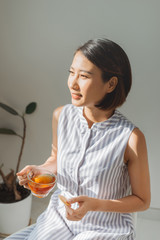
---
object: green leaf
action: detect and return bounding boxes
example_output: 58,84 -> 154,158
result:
25,102 -> 37,114
0,103 -> 19,115
0,128 -> 17,135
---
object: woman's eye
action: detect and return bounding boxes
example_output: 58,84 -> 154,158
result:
80,74 -> 88,79
69,70 -> 74,75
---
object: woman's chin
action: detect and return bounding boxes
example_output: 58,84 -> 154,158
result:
71,98 -> 83,107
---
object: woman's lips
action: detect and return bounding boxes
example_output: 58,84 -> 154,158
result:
71,93 -> 82,100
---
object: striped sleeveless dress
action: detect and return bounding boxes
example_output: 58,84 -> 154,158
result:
6,104 -> 136,240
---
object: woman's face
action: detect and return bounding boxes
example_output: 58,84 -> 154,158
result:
68,51 -> 108,108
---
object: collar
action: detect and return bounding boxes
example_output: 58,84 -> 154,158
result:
77,106 -> 120,132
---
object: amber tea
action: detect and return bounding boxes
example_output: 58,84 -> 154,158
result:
27,172 -> 56,198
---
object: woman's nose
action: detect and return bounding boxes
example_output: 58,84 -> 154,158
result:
69,75 -> 79,90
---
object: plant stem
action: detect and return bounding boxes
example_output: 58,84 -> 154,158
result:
16,133 -> 23,139
14,115 -> 26,179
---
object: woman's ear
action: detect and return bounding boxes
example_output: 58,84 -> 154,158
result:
106,76 -> 118,93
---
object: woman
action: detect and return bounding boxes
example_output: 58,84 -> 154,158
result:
6,38 -> 150,240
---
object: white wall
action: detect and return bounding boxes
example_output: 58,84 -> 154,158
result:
0,0 -> 159,208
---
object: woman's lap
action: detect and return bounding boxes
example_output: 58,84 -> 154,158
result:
5,202 -> 73,240
5,223 -> 133,240
4,224 -> 35,240
27,208 -> 73,240
5,210 -> 74,240
4,191 -> 134,240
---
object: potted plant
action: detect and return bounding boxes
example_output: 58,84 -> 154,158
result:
0,102 -> 37,236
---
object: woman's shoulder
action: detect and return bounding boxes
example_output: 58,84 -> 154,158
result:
128,127 -> 146,148
52,104 -> 76,122
53,106 -> 64,122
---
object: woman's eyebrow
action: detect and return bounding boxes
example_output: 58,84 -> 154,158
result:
80,70 -> 93,75
70,66 -> 93,75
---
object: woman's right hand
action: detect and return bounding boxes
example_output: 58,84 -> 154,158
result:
16,165 -> 44,189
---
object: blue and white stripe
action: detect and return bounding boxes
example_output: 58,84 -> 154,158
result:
6,104 -> 136,239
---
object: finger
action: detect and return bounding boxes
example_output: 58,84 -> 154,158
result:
18,178 -> 28,186
68,196 -> 85,204
16,165 -> 33,176
73,207 -> 84,216
59,195 -> 71,207
65,210 -> 82,221
17,173 -> 28,181
65,205 -> 84,219
66,215 -> 81,221
65,205 -> 74,215
23,183 -> 30,190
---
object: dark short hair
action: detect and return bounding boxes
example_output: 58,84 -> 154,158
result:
76,38 -> 132,110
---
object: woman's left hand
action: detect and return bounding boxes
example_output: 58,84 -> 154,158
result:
65,195 -> 96,221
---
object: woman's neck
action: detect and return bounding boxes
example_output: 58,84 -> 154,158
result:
83,106 -> 115,128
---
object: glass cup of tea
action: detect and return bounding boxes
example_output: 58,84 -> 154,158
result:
27,170 -> 56,198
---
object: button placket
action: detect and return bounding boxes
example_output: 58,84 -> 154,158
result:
73,129 -> 91,194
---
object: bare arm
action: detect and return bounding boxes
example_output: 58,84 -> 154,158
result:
40,106 -> 64,175
17,106 -> 63,185
93,128 -> 151,213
